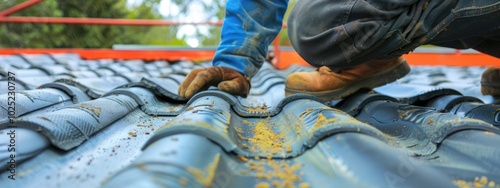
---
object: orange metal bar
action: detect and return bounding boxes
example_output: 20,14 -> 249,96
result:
1,49 -> 498,69
0,48 -> 216,62
273,37 -> 280,67
403,53 -> 500,67
0,16 -> 223,26
0,0 -> 43,17
277,51 -> 500,69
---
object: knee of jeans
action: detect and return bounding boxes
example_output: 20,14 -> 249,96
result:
287,22 -> 360,69
287,1 -> 359,68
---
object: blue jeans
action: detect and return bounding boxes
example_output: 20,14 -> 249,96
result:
288,0 -> 500,68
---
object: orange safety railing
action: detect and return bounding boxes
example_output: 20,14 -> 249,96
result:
1,0 -> 499,69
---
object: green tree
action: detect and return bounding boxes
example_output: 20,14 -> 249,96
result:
168,0 -> 225,46
0,0 -> 65,47
0,0 -> 186,48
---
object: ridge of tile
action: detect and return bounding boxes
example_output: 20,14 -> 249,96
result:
58,70 -> 101,78
114,72 -> 149,82
437,82 -> 496,104
335,92 -> 398,116
13,76 -> 59,90
3,95 -> 139,150
422,95 -> 500,127
123,77 -> 185,102
144,93 -> 386,158
164,74 -> 185,84
105,133 -> 455,188
94,69 -> 116,77
171,69 -> 191,76
39,83 -> 92,103
0,88 -> 73,123
54,77 -> 130,99
103,87 -> 185,116
99,64 -> 133,73
190,90 -> 323,117
353,99 -> 500,156
426,94 -> 484,112
450,102 -> 500,127
374,83 -> 463,104
30,65 -> 69,75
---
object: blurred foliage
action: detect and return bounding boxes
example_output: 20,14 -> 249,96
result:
0,0 -> 187,48
0,0 -> 296,48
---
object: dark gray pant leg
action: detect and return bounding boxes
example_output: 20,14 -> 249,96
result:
429,1 -> 500,58
288,0 -> 499,68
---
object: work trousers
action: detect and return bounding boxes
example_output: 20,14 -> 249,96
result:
288,0 -> 500,68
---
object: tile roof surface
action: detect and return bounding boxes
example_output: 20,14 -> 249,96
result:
0,53 -> 499,188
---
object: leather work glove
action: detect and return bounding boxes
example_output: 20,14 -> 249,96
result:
178,67 -> 251,99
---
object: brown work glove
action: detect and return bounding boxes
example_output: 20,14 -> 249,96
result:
178,67 -> 250,99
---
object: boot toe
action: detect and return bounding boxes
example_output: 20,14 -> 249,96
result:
285,72 -> 313,91
481,67 -> 500,95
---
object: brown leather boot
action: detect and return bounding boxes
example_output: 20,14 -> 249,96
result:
285,56 -> 410,100
481,67 -> 500,96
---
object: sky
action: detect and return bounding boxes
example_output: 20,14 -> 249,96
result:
127,0 -> 216,47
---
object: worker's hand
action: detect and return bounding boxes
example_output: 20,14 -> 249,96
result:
178,67 -> 250,99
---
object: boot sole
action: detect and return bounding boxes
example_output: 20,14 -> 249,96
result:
285,61 -> 411,101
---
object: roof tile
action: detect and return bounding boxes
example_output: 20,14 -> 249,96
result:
1,53 -> 499,188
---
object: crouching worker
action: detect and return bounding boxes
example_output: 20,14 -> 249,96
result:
178,0 -> 500,100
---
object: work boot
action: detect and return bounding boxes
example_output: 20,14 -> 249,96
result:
481,67 -> 500,96
285,56 -> 410,101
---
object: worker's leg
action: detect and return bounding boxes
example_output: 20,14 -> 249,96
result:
285,0 -> 499,100
413,0 -> 500,58
287,0 -> 460,68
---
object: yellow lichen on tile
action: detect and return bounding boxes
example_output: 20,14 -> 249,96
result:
248,120 -> 285,153
453,176 -> 498,188
234,125 -> 244,133
186,153 -> 220,187
255,182 -> 270,188
237,155 -> 249,162
79,103 -> 102,116
311,113 -> 338,132
489,181 -> 496,187
247,104 -> 268,114
286,145 -> 292,153
299,182 -> 310,188
247,157 -> 307,188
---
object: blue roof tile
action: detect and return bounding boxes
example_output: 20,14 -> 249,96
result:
0,53 -> 499,188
